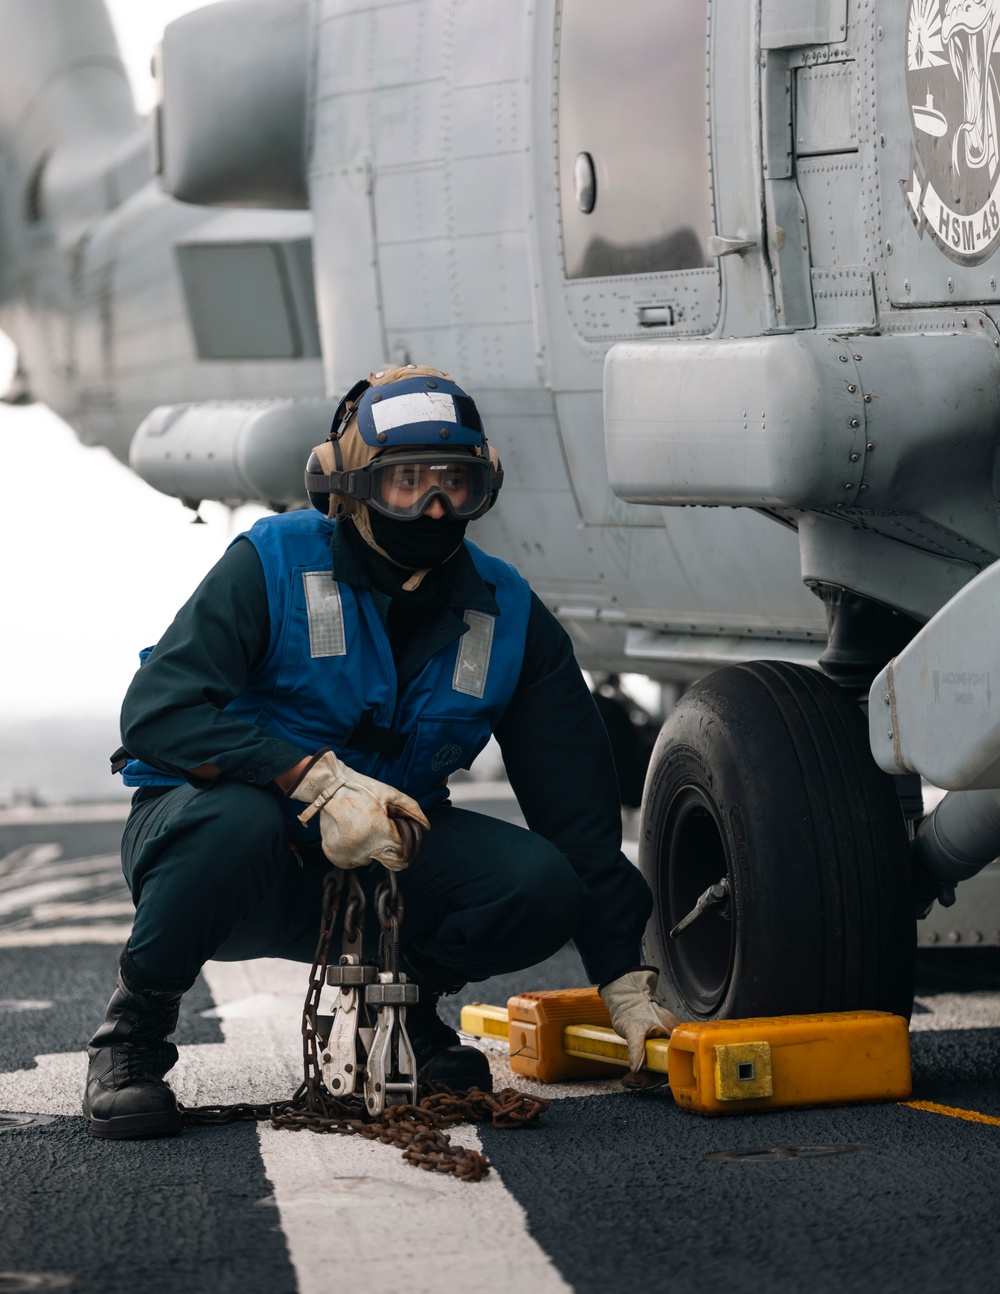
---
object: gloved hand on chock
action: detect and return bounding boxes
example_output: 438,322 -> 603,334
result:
600,968 -> 680,1088
288,749 -> 429,871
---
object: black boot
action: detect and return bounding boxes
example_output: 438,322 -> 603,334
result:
83,970 -> 184,1140
406,989 -> 493,1093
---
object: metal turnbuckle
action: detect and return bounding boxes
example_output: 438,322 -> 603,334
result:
319,873 -> 375,1098
178,820 -> 549,1184
364,871 -> 419,1115
321,956 -> 378,1097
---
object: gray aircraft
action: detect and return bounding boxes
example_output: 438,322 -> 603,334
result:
2,0 -> 999,1025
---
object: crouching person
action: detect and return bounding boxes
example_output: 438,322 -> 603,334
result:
84,367 -> 677,1138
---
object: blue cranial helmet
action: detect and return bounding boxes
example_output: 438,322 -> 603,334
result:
305,366 -> 503,520
355,374 -> 486,449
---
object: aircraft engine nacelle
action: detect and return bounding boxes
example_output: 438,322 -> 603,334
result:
130,399 -> 337,510
157,0 -> 309,209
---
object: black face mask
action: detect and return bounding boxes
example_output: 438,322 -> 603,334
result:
369,510 -> 468,570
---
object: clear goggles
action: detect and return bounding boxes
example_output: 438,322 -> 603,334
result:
363,452 -> 495,520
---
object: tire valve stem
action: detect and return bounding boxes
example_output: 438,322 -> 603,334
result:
670,877 -> 731,940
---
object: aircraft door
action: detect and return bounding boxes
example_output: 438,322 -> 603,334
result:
553,0 -> 721,347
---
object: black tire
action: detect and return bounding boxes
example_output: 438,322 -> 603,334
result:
640,661 -> 915,1021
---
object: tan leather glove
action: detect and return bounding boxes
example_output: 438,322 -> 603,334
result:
288,750 -> 429,870
600,968 -> 680,1087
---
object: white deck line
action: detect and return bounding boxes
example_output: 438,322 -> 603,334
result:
0,958 -> 571,1292
910,992 -> 1000,1030
0,801 -> 132,826
199,960 -> 571,1294
0,923 -> 134,948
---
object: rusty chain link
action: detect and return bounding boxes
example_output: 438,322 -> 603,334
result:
181,861 -> 547,1181
375,869 -> 403,976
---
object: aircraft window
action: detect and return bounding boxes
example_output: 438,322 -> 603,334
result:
558,0 -> 711,280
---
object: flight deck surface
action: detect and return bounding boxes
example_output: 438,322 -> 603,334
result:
1,789 -> 998,1294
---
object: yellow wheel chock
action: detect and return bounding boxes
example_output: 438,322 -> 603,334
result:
461,988 -> 912,1114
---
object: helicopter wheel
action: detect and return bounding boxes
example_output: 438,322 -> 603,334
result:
639,661 -> 915,1021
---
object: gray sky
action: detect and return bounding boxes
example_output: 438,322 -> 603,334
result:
0,1 -> 252,722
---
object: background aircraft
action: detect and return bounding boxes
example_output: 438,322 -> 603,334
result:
2,0 -> 998,1022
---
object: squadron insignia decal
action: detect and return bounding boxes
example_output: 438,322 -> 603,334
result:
903,0 -> 1000,264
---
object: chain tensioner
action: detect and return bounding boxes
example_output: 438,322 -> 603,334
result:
181,827 -> 547,1181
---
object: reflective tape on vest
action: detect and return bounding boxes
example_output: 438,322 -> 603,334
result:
303,573 -> 347,658
453,610 -> 495,698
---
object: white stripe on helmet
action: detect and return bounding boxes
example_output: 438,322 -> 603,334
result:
371,391 -> 458,432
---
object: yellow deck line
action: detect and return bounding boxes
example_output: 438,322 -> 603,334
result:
902,1099 -> 1000,1128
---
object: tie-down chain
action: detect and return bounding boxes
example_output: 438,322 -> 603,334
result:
181,835 -> 547,1182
